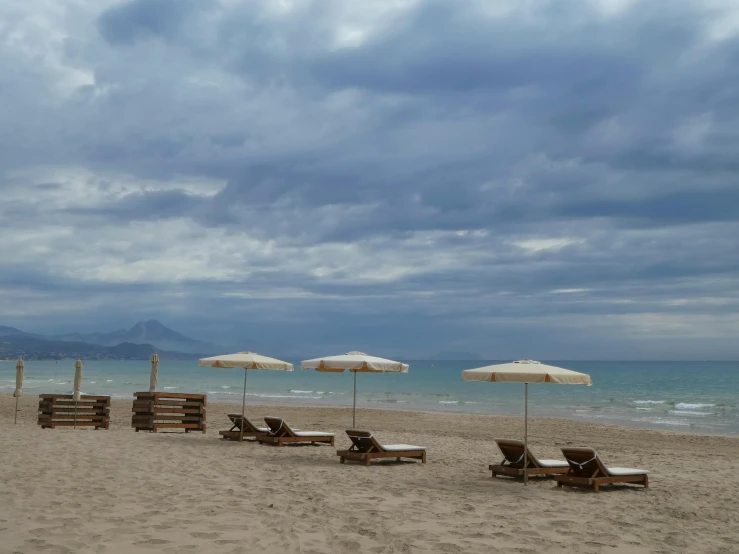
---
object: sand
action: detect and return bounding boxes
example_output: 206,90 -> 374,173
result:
2,393 -> 738,554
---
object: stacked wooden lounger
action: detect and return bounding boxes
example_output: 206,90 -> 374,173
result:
257,417 -> 335,447
38,394 -> 111,429
337,430 -> 427,466
556,447 -> 649,493
132,392 -> 206,433
489,438 -> 569,478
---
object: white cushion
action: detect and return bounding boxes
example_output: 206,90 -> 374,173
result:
606,467 -> 649,476
381,444 -> 426,452
537,459 -> 568,468
294,431 -> 335,437
255,427 -> 269,433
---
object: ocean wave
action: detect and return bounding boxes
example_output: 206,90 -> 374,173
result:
439,400 -> 459,404
289,390 -> 313,394
675,403 -> 714,410
163,386 -> 179,390
220,386 -> 231,389
633,400 -> 666,404
669,410 -> 712,417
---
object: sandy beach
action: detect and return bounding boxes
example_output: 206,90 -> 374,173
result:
2,393 -> 738,554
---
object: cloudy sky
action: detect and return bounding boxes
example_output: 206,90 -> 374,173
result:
1,0 -> 738,359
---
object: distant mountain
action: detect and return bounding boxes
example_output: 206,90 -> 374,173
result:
427,351 -> 483,360
50,319 -> 221,354
0,335 -> 196,361
0,325 -> 26,337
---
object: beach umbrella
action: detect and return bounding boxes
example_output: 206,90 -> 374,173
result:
73,359 -> 83,428
301,352 -> 409,428
198,352 -> 294,442
149,353 -> 159,393
461,360 -> 592,485
13,359 -> 23,424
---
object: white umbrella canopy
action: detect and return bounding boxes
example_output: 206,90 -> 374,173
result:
301,352 -> 409,427
13,359 -> 23,424
149,353 -> 159,393
199,352 -> 294,441
462,360 -> 592,484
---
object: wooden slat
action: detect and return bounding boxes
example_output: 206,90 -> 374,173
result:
151,407 -> 204,414
134,392 -> 205,400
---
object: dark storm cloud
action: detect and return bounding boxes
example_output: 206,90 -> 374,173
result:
0,0 -> 738,358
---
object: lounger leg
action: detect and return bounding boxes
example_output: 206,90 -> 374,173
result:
643,475 -> 649,489
365,456 -> 371,467
422,452 -> 427,464
397,457 -> 401,462
557,481 -> 562,487
593,482 -> 600,493
340,457 -> 345,464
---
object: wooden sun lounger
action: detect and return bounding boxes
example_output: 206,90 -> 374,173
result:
489,438 -> 569,478
555,447 -> 649,493
257,417 -> 335,447
219,413 -> 270,441
337,430 -> 427,466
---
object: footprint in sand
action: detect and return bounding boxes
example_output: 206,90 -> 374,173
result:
188,532 -> 220,539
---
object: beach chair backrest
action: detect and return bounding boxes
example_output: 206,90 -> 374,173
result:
345,430 -> 382,453
495,439 -> 541,468
264,417 -> 294,437
560,447 -> 607,477
228,414 -> 257,432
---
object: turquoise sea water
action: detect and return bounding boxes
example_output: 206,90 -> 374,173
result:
2,360 -> 738,435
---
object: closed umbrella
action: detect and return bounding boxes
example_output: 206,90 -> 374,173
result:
149,353 -> 159,393
301,352 -> 409,427
73,359 -> 83,428
198,352 -> 293,442
462,360 -> 592,484
13,359 -> 23,424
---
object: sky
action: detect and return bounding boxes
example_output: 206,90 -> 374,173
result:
1,0 -> 738,360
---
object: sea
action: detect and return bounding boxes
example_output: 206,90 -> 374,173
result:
2,359 -> 738,436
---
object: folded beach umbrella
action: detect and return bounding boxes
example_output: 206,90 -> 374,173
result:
198,352 -> 294,441
301,352 -> 409,427
73,359 -> 83,428
149,353 -> 159,393
462,360 -> 592,485
13,358 -> 23,424
73,359 -> 83,401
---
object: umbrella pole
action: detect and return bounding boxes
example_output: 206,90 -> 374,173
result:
353,371 -> 357,428
524,383 -> 528,485
240,368 -> 248,442
14,396 -> 18,424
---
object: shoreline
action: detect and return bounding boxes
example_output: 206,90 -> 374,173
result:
3,391 -> 738,440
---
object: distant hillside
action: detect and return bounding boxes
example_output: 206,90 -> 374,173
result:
49,319 -> 221,354
0,335 -> 198,361
427,351 -> 483,360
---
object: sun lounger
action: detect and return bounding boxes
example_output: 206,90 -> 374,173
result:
488,438 -> 569,478
555,447 -> 649,492
337,430 -> 427,466
219,413 -> 270,441
257,417 -> 335,447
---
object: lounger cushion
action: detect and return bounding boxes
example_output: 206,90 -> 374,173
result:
606,467 -> 649,476
537,459 -> 569,468
381,444 -> 426,452
294,431 -> 335,437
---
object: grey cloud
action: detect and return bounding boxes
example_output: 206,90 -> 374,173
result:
1,0 -> 738,358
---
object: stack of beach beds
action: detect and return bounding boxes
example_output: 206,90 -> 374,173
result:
132,392 -> 207,433
37,394 -> 111,430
